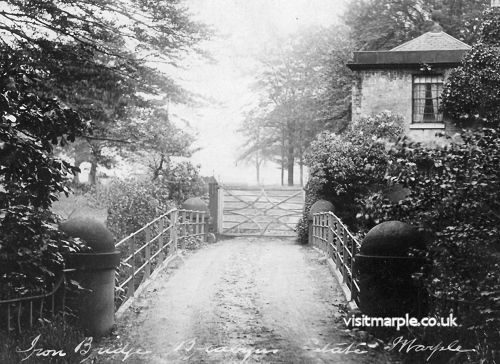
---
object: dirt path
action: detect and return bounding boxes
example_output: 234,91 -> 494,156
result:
99,238 -> 391,364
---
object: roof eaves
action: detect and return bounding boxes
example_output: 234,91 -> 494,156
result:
347,49 -> 469,70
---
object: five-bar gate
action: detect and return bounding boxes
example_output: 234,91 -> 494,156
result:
213,184 -> 304,237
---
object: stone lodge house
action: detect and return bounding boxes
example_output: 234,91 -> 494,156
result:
347,27 -> 471,143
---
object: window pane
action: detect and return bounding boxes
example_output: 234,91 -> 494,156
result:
413,75 -> 443,123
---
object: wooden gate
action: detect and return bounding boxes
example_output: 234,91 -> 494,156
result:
215,184 -> 304,237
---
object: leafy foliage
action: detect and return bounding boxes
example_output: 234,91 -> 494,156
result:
1,56 -> 88,298
303,111 -> 404,230
344,0 -> 489,50
1,0 -> 206,299
126,108 -> 197,181
0,208 -> 87,299
106,179 -> 174,240
362,129 -> 500,363
0,0 -> 208,185
0,58 -> 87,209
106,162 -> 205,239
441,8 -> 500,127
303,115 -> 500,361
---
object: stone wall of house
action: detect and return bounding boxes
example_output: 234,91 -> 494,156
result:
352,67 -> 460,145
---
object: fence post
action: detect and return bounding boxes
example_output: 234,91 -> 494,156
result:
322,214 -> 326,250
217,187 -> 224,234
342,227 -> 348,283
309,215 -> 317,246
170,209 -> 178,253
324,214 -> 328,252
208,181 -> 219,233
178,210 -> 184,249
335,218 -> 341,268
320,214 -> 323,245
158,217 -> 165,262
201,212 -> 207,242
308,214 -> 314,245
195,211 -> 200,237
350,235 -> 356,290
327,214 -> 334,259
144,226 -> 151,280
128,237 -> 136,298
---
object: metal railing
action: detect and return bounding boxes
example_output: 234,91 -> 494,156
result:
311,212 -> 477,316
311,211 -> 361,305
0,272 -> 69,333
115,208 -> 208,308
0,208 -> 208,333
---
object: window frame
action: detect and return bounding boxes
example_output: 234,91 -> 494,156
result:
411,74 -> 445,125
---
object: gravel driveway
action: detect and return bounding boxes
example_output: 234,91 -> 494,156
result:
96,237 -> 392,364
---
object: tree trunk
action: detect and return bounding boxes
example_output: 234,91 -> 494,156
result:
287,126 -> 294,186
89,157 -> 98,186
73,141 -> 90,184
152,154 -> 165,181
73,163 -> 81,184
88,142 -> 100,186
299,153 -> 304,187
256,157 -> 260,184
281,130 -> 285,186
287,147 -> 294,186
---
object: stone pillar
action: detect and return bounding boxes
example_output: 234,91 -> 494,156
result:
208,181 -> 219,233
354,221 -> 428,317
307,200 -> 335,245
60,218 -> 120,337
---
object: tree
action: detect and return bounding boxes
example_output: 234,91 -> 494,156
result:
344,0 -> 489,50
0,0 -> 207,295
0,0 -> 208,184
243,26 -> 350,185
237,110 -> 275,184
125,106 -> 197,180
441,7 -> 500,128
0,55 -> 89,297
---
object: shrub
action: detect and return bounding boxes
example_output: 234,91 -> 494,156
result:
0,208 -> 87,299
441,7 -> 500,128
157,161 -> 207,204
362,129 -> 500,363
106,161 -> 206,240
301,108 -> 500,361
300,111 -> 404,234
106,179 -> 175,240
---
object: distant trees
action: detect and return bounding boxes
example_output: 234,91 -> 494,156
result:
237,110 -> 277,184
239,0 -> 491,186
345,0 -> 490,50
239,26 -> 353,186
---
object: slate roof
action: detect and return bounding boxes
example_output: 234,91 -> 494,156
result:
347,29 -> 471,70
390,31 -> 471,52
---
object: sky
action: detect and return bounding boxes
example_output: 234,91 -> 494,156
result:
171,0 -> 346,184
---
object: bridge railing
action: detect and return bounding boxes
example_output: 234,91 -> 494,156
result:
115,208 -> 207,308
0,273 -> 69,333
311,212 -> 477,316
0,208 -> 208,333
311,211 -> 361,305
